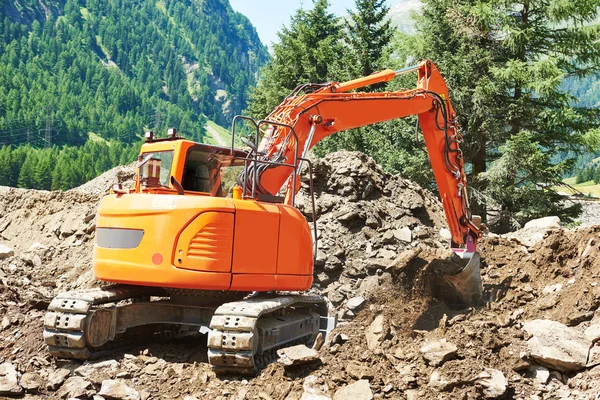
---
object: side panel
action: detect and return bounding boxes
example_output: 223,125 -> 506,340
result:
174,212 -> 234,272
276,205 -> 313,276
231,200 -> 280,275
93,194 -> 235,290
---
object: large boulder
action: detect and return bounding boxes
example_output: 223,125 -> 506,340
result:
522,319 -> 590,371
0,363 -> 22,396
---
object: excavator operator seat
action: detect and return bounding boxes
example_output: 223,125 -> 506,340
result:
181,145 -> 246,197
182,164 -> 212,193
182,148 -> 214,193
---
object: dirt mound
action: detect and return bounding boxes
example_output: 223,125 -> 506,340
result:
1,151 -> 600,399
296,151 -> 449,318
71,163 -> 136,195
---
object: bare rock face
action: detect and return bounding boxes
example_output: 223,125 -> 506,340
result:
420,340 -> 458,366
522,320 -> 590,371
0,363 -> 22,396
333,379 -> 373,400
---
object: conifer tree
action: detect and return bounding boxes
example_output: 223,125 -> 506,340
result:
247,0 -> 342,119
345,0 -> 394,78
414,0 -> 600,229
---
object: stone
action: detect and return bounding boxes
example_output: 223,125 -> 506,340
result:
75,360 -> 120,378
566,311 -> 594,326
333,380 -> 373,400
528,365 -> 550,384
57,376 -> 95,399
312,332 -> 324,351
394,227 -> 412,242
476,368 -> 507,398
99,379 -> 141,400
584,324 -> 600,343
1,316 -> 10,330
420,340 -> 458,366
0,363 -> 22,396
523,216 -> 560,230
428,370 -> 454,391
27,242 -> 48,252
346,296 -> 365,311
382,230 -> 395,244
142,359 -> 166,375
439,228 -> 452,240
523,319 -> 590,371
315,250 -> 327,267
277,345 -> 320,366
405,390 -> 420,400
20,372 -> 43,391
542,284 -> 562,295
301,375 -> 331,400
366,314 -> 386,351
46,368 -> 71,390
0,244 -> 14,260
345,361 -> 375,380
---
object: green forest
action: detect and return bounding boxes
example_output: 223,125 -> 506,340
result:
245,0 -> 600,230
0,0 -> 267,190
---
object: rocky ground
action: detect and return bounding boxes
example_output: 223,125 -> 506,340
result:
0,151 -> 600,399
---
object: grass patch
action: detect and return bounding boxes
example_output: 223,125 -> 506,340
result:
557,178 -> 600,197
88,132 -> 108,143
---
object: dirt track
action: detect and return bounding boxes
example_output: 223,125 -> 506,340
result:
1,152 -> 600,399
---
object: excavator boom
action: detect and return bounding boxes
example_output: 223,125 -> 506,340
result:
237,60 -> 483,304
241,60 -> 480,250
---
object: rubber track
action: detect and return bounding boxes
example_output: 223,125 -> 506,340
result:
43,285 -> 181,360
207,294 -> 324,375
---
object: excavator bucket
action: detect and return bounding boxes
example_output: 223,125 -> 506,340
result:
443,252 -> 483,306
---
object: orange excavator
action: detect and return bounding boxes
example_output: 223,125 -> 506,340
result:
43,60 -> 482,375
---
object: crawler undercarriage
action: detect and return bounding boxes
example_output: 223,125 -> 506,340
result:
43,285 -> 328,375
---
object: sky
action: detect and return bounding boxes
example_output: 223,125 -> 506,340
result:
229,0 -> 397,47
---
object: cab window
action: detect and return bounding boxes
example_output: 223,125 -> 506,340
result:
139,151 -> 174,188
182,147 -> 245,197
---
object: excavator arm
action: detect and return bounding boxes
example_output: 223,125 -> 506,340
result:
241,60 -> 481,251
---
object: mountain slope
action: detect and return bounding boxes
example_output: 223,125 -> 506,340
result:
0,0 -> 268,146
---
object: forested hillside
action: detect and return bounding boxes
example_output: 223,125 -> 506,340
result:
0,0 -> 267,190
0,0 -> 267,146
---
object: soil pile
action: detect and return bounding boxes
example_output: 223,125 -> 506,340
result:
295,151 -> 449,318
1,152 -> 600,399
71,164 -> 136,195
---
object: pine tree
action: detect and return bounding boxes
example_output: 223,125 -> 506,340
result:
345,0 -> 394,78
17,152 -> 37,188
414,0 -> 600,230
246,0 -> 342,119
